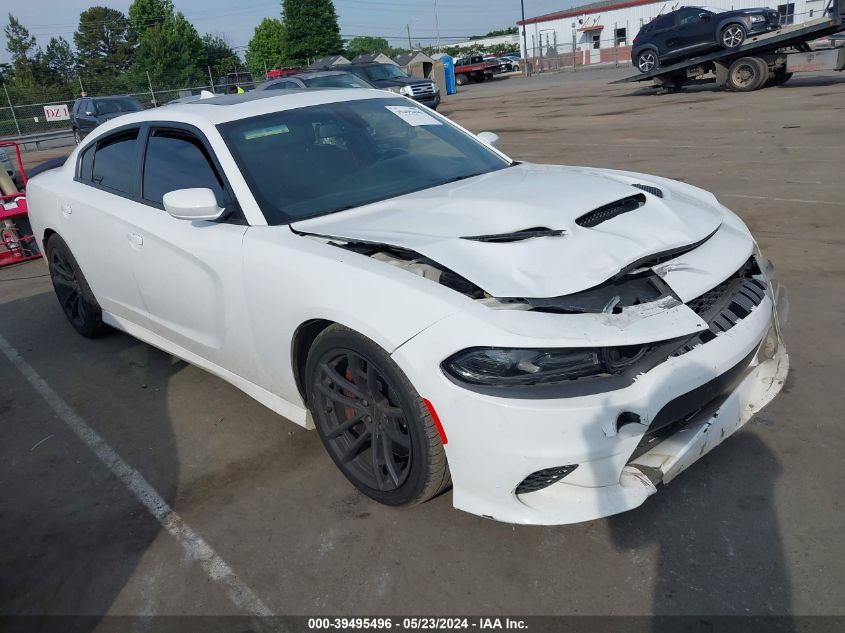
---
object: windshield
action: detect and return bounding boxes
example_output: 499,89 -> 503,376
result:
303,74 -> 373,89
94,98 -> 143,115
362,64 -> 409,81
218,98 -> 510,224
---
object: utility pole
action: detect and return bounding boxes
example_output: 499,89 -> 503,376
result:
520,0 -> 531,76
434,1 -> 441,52
406,24 -> 413,49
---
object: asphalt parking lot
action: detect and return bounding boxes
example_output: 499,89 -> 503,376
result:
2,68 -> 844,621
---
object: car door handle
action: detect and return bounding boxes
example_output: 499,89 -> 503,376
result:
128,233 -> 144,247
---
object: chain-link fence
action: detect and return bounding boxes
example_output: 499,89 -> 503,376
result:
1,66 -> 263,141
522,33 -> 634,75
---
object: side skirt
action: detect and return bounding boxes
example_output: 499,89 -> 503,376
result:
101,311 -> 313,429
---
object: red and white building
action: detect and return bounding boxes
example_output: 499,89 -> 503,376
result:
517,0 -> 823,67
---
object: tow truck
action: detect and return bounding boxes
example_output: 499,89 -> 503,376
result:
615,0 -> 845,92
454,55 -> 499,86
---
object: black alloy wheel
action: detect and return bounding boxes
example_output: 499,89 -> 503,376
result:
306,325 -> 450,506
46,235 -> 106,337
637,50 -> 658,73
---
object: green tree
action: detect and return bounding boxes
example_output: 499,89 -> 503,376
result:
74,7 -> 134,77
202,33 -> 239,75
128,0 -> 174,37
127,0 -> 204,87
4,14 -> 37,79
282,0 -> 342,64
43,37 -> 76,84
345,36 -> 390,59
245,18 -> 287,76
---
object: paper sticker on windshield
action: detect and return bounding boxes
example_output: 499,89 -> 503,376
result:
244,124 -> 290,140
385,106 -> 441,126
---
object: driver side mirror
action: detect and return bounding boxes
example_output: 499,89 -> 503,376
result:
477,131 -> 501,149
699,13 -> 711,21
85,111 -> 94,116
163,188 -> 226,221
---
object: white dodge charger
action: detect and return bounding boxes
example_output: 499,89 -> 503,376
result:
26,89 -> 788,525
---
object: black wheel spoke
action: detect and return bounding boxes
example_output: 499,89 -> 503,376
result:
320,362 -> 366,400
341,429 -> 371,463
326,412 -> 367,439
315,382 -> 367,412
371,429 -> 385,490
381,418 -> 410,448
381,431 -> 402,486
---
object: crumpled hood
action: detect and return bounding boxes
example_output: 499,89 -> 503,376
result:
291,163 -> 724,298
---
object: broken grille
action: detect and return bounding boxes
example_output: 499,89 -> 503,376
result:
672,257 -> 767,356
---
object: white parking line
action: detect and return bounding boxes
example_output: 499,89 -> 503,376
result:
0,332 -> 275,620
722,194 -> 845,207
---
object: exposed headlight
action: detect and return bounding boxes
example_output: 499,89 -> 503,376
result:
386,86 -> 402,94
442,345 -> 651,387
399,86 -> 413,96
433,83 -> 441,93
750,15 -> 765,22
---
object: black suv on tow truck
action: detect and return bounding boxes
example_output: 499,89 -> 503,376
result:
632,6 -> 782,73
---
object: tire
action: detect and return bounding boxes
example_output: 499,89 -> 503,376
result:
727,56 -> 769,91
513,63 -> 520,72
46,235 -> 107,338
305,324 -> 451,506
721,23 -> 746,49
456,73 -> 468,86
636,49 -> 659,73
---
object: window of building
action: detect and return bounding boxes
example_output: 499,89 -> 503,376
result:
777,3 -> 795,24
591,33 -> 601,49
616,27 -> 627,45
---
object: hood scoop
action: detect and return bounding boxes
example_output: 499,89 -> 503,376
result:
461,227 -> 566,243
632,183 -> 664,198
576,194 -> 646,228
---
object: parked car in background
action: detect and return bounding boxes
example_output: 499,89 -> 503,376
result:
338,63 -> 441,109
26,89 -> 788,525
70,95 -> 145,144
266,66 -> 304,79
632,6 -> 782,72
256,71 -> 375,91
494,57 -> 520,72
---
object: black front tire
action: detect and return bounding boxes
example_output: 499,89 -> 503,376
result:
46,235 -> 107,338
456,73 -> 468,86
305,325 -> 450,506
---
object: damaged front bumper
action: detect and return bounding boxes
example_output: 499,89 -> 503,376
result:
392,277 -> 789,525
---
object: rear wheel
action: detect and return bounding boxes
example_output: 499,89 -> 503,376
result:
636,50 -> 659,73
305,325 -> 450,506
46,235 -> 107,338
721,23 -> 746,49
727,56 -> 769,91
456,73 -> 468,86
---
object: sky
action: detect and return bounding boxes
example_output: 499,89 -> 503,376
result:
0,0 -> 576,64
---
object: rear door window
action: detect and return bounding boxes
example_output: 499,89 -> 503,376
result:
653,13 -> 675,30
142,129 -> 225,206
90,129 -> 139,194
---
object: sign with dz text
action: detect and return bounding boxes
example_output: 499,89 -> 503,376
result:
43,104 -> 70,121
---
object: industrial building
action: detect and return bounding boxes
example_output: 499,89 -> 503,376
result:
517,0 -> 824,67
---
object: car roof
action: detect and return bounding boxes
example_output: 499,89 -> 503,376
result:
88,89 -> 395,129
